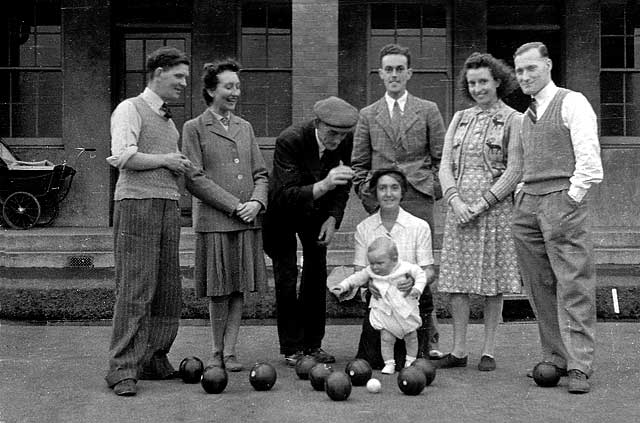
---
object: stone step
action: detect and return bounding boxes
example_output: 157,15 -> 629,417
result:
1,228 -> 638,267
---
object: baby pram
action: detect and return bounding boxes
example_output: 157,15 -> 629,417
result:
0,139 -> 78,229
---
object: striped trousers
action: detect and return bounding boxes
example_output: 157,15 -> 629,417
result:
105,199 -> 182,387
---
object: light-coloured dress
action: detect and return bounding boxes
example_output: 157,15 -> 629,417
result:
339,260 -> 426,339
438,101 -> 522,296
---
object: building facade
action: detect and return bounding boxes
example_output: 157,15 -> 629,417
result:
1,0 -> 637,264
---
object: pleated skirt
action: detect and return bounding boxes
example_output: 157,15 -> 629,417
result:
194,229 -> 268,297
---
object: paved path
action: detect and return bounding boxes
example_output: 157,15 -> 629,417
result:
1,322 -> 639,423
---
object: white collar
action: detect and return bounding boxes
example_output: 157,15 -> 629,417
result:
141,87 -> 165,113
384,91 -> 408,114
372,206 -> 411,230
533,81 -> 558,105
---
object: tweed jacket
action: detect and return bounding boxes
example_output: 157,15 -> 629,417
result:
182,109 -> 268,232
264,119 -> 352,231
351,93 -> 445,199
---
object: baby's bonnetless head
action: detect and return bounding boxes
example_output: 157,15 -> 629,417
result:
367,237 -> 399,276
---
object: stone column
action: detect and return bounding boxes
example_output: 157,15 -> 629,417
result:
61,0 -> 112,226
292,0 -> 339,123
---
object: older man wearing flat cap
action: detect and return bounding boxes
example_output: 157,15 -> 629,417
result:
263,96 -> 358,365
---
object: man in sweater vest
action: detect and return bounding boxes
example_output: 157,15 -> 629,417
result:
512,42 -> 603,394
105,47 -> 192,396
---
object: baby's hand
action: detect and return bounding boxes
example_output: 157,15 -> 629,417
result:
330,286 -> 345,297
407,288 -> 421,300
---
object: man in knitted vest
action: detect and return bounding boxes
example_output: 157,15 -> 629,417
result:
512,42 -> 603,394
105,47 -> 193,396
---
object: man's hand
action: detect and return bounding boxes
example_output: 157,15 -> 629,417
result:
317,216 -> 336,246
322,161 -> 354,191
236,201 -> 262,223
330,285 -> 346,297
163,153 -> 192,175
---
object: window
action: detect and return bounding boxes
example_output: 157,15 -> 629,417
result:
239,1 -> 292,137
368,2 -> 451,118
0,0 -> 62,140
600,1 -> 640,136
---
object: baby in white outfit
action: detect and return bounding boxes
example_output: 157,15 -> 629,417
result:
332,237 -> 426,374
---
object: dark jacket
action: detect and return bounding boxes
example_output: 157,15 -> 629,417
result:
265,119 -> 352,231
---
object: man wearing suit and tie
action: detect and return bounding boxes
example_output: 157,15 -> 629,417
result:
351,43 -> 446,361
263,96 -> 359,366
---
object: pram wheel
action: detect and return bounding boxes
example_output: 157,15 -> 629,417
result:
3,191 -> 41,229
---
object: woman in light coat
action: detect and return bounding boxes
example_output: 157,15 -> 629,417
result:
182,59 -> 268,371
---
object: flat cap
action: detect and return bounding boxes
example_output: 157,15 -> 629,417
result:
313,96 -> 358,132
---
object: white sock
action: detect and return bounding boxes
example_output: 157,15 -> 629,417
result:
381,360 -> 396,374
405,355 -> 416,367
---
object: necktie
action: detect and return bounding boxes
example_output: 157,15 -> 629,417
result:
391,100 -> 402,137
527,98 -> 537,123
220,115 -> 230,127
159,103 -> 172,119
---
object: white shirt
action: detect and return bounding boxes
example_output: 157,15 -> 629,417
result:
531,81 -> 603,202
107,87 -> 178,169
315,128 -> 326,159
354,207 -> 434,268
384,91 -> 408,117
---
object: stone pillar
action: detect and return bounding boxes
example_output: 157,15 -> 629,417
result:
292,0 -> 339,123
564,0 -> 600,115
61,0 -> 112,226
452,0 -> 487,110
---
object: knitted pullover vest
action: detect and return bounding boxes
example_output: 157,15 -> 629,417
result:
113,96 -> 181,201
521,88 -> 575,195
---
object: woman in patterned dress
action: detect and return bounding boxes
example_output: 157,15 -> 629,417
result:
436,52 -> 523,371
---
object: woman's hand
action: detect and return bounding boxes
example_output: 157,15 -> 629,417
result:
396,273 -> 415,293
450,196 -> 475,225
407,288 -> 421,300
367,279 -> 381,299
236,201 -> 262,223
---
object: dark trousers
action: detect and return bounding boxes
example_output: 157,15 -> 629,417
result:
105,199 -> 182,387
268,223 -> 328,355
512,190 -> 596,376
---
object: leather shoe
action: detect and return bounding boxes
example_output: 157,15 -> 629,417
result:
478,355 -> 496,371
207,352 -> 224,368
224,355 -> 244,372
526,365 -> 568,378
305,347 -> 335,363
139,369 -> 180,380
113,378 -> 137,396
434,353 -> 467,369
568,369 -> 590,394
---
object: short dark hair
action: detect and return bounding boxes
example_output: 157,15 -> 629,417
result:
201,59 -> 241,106
369,168 -> 408,198
379,43 -> 411,68
514,42 -> 549,59
458,52 -> 518,102
146,47 -> 189,77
